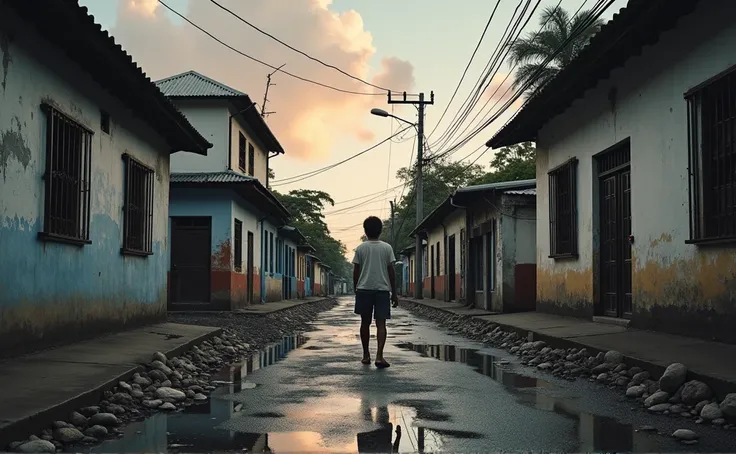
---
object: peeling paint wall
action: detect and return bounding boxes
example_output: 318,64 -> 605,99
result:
535,0 -> 736,342
467,193 -> 537,312
424,209 -> 465,301
0,10 -> 174,356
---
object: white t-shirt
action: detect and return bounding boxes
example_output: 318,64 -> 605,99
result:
352,240 -> 396,292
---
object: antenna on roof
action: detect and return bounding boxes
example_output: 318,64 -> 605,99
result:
261,64 -> 285,119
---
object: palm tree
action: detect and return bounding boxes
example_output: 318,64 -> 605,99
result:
509,6 -> 604,94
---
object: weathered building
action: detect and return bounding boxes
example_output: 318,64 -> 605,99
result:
453,180 -> 537,312
0,0 -> 210,356
156,70 -> 296,308
488,0 -> 736,342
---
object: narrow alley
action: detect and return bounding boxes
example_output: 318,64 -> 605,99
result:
91,297 -> 736,453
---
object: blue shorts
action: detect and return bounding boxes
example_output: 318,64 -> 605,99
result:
354,290 -> 391,320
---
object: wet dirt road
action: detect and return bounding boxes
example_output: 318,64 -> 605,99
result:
91,297 -> 736,452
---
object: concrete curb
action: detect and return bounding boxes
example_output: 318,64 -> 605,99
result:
398,299 -> 736,399
0,327 -> 222,449
168,297 -> 338,317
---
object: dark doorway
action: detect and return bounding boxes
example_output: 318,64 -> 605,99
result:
170,217 -> 211,306
598,141 -> 632,318
430,244 -> 435,299
247,231 -> 254,304
448,234 -> 456,301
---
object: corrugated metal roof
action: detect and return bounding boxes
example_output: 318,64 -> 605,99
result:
155,71 -> 246,98
170,171 -> 255,184
4,0 -> 211,155
488,0 -> 703,148
505,188 -> 537,196
456,179 -> 536,193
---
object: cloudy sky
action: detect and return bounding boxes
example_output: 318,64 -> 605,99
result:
80,0 -> 625,253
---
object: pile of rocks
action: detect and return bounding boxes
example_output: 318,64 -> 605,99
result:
399,301 -> 736,442
7,298 -> 337,453
169,298 -> 338,352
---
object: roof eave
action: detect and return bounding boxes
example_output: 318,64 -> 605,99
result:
487,0 -> 702,150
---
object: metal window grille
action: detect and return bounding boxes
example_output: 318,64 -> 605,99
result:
234,219 -> 243,272
459,228 -> 466,278
548,158 -> 579,257
686,67 -> 736,242
238,133 -> 246,171
248,144 -> 255,177
122,154 -> 154,255
40,104 -> 93,244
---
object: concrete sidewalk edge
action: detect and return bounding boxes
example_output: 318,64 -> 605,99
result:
168,297 -> 337,317
398,299 -> 736,399
0,327 -> 222,448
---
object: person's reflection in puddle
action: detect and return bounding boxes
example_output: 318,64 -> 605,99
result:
357,401 -> 400,453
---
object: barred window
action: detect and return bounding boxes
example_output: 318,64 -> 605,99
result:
122,154 -> 154,256
39,104 -> 93,245
234,219 -> 243,271
548,158 -> 578,258
686,67 -> 736,243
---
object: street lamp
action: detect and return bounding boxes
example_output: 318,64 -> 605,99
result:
371,108 -> 417,128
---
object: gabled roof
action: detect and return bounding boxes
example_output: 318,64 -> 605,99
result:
155,70 -> 285,155
3,0 -> 211,155
279,225 -> 306,243
171,171 -> 289,222
410,179 -> 537,236
156,71 -> 246,97
488,0 -> 703,148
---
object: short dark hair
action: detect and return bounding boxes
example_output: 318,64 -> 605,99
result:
363,216 -> 383,239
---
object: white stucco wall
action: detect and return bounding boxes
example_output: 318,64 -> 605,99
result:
0,6 -> 174,352
534,0 -> 736,338
169,100 -> 229,173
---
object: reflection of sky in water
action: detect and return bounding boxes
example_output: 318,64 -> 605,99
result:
82,305 -> 677,453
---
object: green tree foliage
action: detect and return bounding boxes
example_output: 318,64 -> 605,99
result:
268,168 -> 275,180
509,6 -> 604,94
472,141 -> 536,185
380,157 -> 485,252
274,189 -> 351,278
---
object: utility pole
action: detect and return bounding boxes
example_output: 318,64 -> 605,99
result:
261,64 -> 284,190
388,91 -> 434,299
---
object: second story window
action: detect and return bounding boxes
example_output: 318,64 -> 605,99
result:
686,67 -> 736,243
40,104 -> 93,245
248,143 -> 255,177
238,132 -> 246,172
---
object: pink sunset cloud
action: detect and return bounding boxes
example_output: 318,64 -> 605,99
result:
115,0 -> 415,159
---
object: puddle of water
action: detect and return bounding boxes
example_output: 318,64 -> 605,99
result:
396,342 -> 659,453
396,342 -> 552,390
82,334 -> 307,454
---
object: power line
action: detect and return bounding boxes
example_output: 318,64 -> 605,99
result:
431,0 -> 589,161
270,125 -> 414,186
425,0 -> 503,139
157,0 -> 386,97
331,182 -> 406,206
429,0 -> 536,153
207,0 -> 404,94
430,0 -> 612,163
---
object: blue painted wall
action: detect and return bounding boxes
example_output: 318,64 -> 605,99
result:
0,11 -> 176,356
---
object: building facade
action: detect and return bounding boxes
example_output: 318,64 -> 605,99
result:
489,0 -> 736,342
454,181 -> 537,312
0,0 -> 210,356
157,71 -> 298,309
409,180 -> 536,312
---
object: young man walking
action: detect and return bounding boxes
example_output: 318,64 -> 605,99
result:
352,216 -> 399,369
